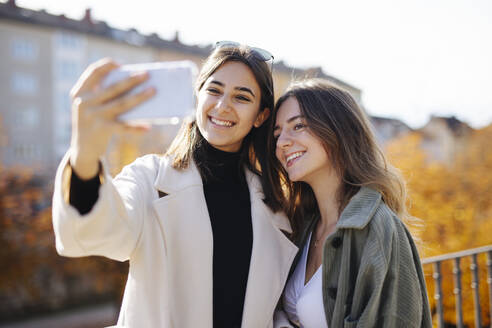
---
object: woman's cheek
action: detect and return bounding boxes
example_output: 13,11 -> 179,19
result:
275,148 -> 282,163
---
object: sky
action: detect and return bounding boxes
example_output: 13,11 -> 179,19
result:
12,0 -> 492,128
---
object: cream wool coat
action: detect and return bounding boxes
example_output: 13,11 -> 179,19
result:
52,152 -> 298,328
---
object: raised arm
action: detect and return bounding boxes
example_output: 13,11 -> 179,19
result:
52,58 -> 155,261
69,58 -> 154,179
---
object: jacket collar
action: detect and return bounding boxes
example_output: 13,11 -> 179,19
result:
336,186 -> 382,229
244,169 -> 292,233
154,156 -> 203,194
288,187 -> 382,281
153,155 -> 293,233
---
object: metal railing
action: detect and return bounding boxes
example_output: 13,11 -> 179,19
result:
422,245 -> 492,328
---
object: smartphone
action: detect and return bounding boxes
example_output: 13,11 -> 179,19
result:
102,60 -> 198,123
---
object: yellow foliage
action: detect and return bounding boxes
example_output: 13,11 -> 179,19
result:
0,168 -> 127,319
386,127 -> 492,326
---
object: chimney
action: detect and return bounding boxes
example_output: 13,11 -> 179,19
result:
7,0 -> 17,8
173,31 -> 180,43
83,8 -> 93,24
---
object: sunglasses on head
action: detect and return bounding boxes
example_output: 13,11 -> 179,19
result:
214,41 -> 274,69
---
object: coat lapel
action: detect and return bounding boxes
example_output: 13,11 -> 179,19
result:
241,170 -> 298,328
151,157 -> 214,328
150,158 -> 298,328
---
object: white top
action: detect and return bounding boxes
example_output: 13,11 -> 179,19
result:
283,233 -> 329,328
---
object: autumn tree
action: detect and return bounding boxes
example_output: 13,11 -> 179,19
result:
0,167 -> 127,321
386,126 -> 492,326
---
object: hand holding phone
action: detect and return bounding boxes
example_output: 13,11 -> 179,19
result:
101,61 -> 198,123
69,58 -> 156,179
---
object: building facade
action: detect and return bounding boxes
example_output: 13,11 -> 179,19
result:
0,0 -> 362,173
419,115 -> 472,164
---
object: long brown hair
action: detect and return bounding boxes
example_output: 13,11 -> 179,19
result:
266,78 -> 409,237
165,45 -> 277,207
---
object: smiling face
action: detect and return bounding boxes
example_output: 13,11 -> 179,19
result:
196,61 -> 269,152
273,96 -> 334,184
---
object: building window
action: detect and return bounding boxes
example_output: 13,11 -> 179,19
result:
56,32 -> 83,50
16,107 -> 39,127
13,144 -> 41,162
54,60 -> 82,82
11,72 -> 38,95
88,52 -> 104,64
11,38 -> 39,61
57,92 -> 72,112
61,60 -> 80,80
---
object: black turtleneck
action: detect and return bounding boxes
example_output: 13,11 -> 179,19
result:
199,143 -> 252,328
69,144 -> 253,328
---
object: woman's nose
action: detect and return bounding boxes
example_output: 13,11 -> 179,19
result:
276,132 -> 292,149
216,96 -> 231,113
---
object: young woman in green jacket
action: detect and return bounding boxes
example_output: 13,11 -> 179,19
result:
269,79 -> 432,327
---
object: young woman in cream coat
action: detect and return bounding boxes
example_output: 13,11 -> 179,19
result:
52,44 -> 298,328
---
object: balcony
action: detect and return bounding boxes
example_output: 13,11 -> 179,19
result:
422,245 -> 492,327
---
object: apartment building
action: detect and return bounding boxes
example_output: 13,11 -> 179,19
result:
0,0 -> 362,173
419,115 -> 472,164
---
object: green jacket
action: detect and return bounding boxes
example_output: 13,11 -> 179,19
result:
284,187 -> 432,327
